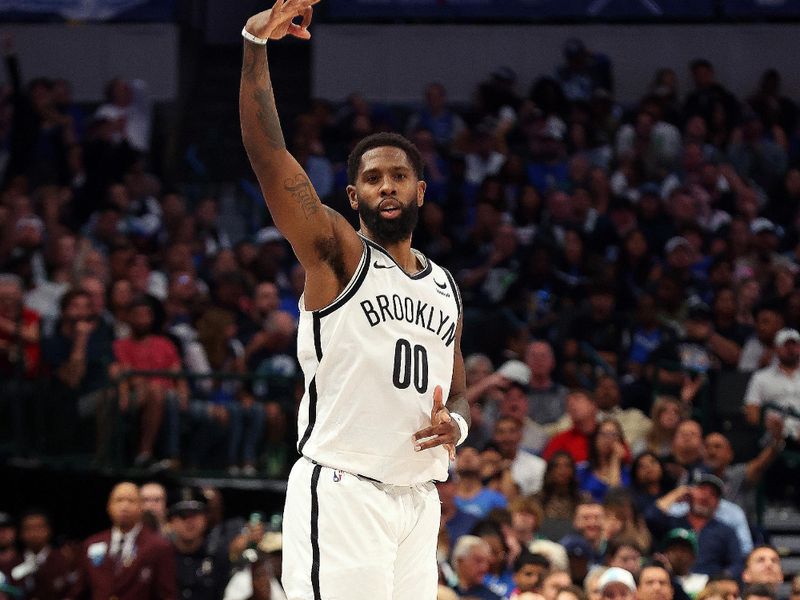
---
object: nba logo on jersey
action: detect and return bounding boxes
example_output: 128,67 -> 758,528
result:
333,470 -> 344,482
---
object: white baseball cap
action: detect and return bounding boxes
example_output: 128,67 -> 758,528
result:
497,360 -> 531,386
598,567 -> 636,593
775,328 -> 800,346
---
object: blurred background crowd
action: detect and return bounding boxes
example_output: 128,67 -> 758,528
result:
2,0 -> 800,598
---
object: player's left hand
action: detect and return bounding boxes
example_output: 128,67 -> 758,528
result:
413,385 -> 458,460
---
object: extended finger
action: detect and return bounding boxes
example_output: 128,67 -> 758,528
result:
415,433 -> 457,452
414,423 -> 453,441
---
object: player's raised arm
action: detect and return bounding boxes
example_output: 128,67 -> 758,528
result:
239,0 -> 361,304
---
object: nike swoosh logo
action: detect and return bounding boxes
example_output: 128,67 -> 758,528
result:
373,261 -> 395,269
434,279 -> 447,289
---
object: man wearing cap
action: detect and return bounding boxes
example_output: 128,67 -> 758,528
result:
596,566 -> 636,600
703,430 -> 782,525
496,360 -> 550,454
661,529 -> 707,599
66,482 -> 176,600
169,488 -> 230,600
736,218 -> 794,288
744,326 -> 800,500
739,302 -> 786,372
645,474 -> 743,577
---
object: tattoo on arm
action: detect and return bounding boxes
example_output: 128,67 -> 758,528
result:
241,43 -> 260,81
284,173 -> 320,219
254,88 -> 286,151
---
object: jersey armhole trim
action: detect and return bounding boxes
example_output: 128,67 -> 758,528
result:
441,267 -> 462,317
315,241 -> 371,318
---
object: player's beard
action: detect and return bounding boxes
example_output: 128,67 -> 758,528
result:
358,196 -> 419,246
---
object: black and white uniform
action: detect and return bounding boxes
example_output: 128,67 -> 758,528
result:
282,235 -> 461,600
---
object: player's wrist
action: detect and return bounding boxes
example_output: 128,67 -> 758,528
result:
242,25 -> 269,45
451,412 -> 468,446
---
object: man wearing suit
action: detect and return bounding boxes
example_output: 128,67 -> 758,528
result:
66,481 -> 176,600
9,509 -> 71,600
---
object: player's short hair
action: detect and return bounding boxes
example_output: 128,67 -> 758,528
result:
347,132 -> 424,185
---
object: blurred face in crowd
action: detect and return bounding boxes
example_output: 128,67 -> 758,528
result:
672,420 -> 702,462
500,383 -> 529,422
128,304 -> 154,339
634,452 -> 663,487
567,391 -> 596,427
493,417 -> 523,458
704,433 -> 734,471
457,542 -> 492,587
756,309 -> 784,345
108,482 -> 142,532
743,547 -> 783,587
140,483 -> 167,524
664,541 -> 695,576
543,571 -> 572,600
602,581 -> 635,600
0,523 -> 15,550
548,452 -> 575,488
481,533 -> 506,574
526,341 -> 555,379
689,483 -> 721,518
638,566 -> 673,600
714,579 -> 740,600
0,279 -> 23,319
455,446 -> 482,479
589,291 -> 615,319
656,398 -> 682,431
171,510 -> 208,546
777,340 -> 800,368
585,568 -> 606,600
595,376 -> 621,411
713,288 -> 738,320
80,276 -> 107,316
62,293 -> 93,334
110,279 -> 134,314
253,282 -> 280,318
573,503 -> 603,544
465,354 -> 493,387
609,544 -> 641,576
514,560 -> 547,592
20,514 -> 50,553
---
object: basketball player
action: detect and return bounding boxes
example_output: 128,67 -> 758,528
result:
239,2 -> 470,599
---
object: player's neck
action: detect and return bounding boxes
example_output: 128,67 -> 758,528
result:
363,232 -> 419,273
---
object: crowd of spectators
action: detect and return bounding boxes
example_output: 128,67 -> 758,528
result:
1,29 -> 800,600
0,482 -> 285,600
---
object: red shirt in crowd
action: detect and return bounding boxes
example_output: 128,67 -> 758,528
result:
542,426 -> 591,463
112,335 -> 181,389
0,307 -> 41,378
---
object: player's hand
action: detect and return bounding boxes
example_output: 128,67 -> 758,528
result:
413,385 -> 458,460
245,0 -> 320,42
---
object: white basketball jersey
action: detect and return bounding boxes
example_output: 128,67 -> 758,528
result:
295,235 -> 461,485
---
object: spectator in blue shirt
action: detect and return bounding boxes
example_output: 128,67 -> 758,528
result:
644,474 -> 744,578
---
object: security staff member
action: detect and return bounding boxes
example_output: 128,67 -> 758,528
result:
66,481 -> 176,600
168,488 -> 230,600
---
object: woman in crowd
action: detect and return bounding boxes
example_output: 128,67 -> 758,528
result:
577,418 -> 630,502
633,395 -> 686,457
533,451 -> 583,520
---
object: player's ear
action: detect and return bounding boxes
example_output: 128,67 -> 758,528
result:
416,180 -> 426,206
346,185 -> 358,210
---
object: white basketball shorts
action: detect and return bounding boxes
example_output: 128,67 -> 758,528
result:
281,457 -> 441,600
